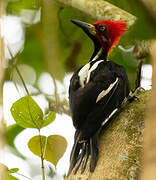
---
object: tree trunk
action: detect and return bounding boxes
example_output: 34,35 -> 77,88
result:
66,90 -> 150,180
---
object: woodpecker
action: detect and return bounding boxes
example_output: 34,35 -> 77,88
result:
68,19 -> 130,175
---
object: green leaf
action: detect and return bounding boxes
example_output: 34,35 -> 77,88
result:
6,124 -> 25,159
8,174 -> 19,180
28,135 -> 67,167
10,95 -> 44,129
0,163 -> 19,180
42,112 -> 56,128
9,168 -> 19,174
10,96 -> 56,129
8,167 -> 19,180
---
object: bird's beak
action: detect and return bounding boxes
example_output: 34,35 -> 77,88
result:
71,19 -> 96,36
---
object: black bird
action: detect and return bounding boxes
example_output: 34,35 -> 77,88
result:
68,19 -> 130,175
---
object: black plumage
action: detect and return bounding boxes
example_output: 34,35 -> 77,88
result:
68,19 -> 130,175
69,60 -> 129,139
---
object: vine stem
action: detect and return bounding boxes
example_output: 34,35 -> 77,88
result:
38,129 -> 46,180
16,63 -> 46,180
7,45 -> 30,97
9,46 -> 46,179
15,65 -> 30,96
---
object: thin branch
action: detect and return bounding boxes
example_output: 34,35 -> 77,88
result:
7,45 -> 30,96
135,59 -> 143,90
54,0 -> 136,28
39,130 -> 46,180
15,66 -> 30,96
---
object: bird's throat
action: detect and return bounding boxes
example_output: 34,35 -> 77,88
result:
90,40 -> 108,61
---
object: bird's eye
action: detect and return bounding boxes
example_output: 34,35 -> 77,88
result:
98,25 -> 106,32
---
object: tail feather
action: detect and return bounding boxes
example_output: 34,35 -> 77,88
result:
68,130 -> 100,176
81,143 -> 90,174
90,133 -> 99,172
68,131 -> 82,176
69,130 -> 81,162
73,143 -> 86,174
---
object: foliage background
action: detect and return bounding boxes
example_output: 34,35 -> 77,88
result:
0,0 -> 154,179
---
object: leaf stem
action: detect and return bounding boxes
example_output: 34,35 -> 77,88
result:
7,44 -> 30,97
38,129 -> 46,180
8,170 -> 32,180
15,65 -> 30,96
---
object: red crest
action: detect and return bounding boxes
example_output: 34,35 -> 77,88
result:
93,20 -> 127,54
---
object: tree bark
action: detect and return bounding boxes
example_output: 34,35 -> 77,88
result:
54,0 -> 136,28
66,90 -> 150,180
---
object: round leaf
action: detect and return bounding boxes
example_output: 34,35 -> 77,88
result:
28,135 -> 67,167
42,112 -> 56,128
44,135 -> 67,167
10,95 -> 44,129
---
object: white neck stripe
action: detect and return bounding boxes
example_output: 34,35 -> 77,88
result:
78,63 -> 90,87
86,60 -> 104,83
91,48 -> 102,62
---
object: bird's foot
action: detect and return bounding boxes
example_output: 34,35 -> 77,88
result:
128,86 -> 145,101
122,87 -> 145,107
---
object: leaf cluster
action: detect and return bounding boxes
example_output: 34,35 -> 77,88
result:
7,95 -> 67,179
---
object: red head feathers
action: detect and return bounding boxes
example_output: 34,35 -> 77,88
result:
93,20 -> 127,54
71,19 -> 127,56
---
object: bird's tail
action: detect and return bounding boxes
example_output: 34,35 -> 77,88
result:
67,130 -> 99,176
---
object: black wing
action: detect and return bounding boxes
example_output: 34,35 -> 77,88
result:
69,61 -> 129,139
68,61 -> 129,175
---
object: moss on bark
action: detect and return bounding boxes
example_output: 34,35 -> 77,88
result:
66,90 -> 150,180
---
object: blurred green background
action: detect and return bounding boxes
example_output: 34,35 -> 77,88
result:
6,0 -> 153,90
2,0 -> 155,179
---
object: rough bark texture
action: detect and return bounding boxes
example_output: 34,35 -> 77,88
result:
54,0 -> 136,28
66,90 -> 150,180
